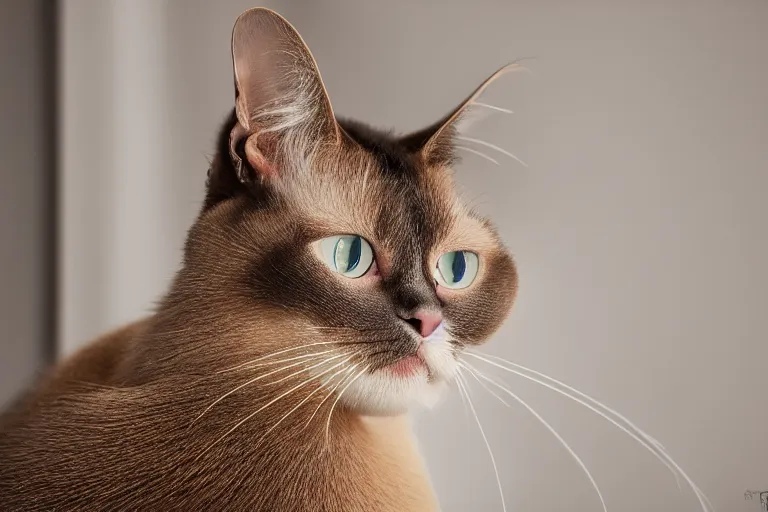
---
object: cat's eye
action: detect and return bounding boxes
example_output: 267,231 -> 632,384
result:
317,235 -> 374,278
433,251 -> 479,290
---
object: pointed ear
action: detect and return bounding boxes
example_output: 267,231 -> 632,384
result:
400,63 -> 523,166
229,8 -> 339,182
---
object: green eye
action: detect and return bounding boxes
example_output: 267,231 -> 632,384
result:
317,235 -> 374,278
434,251 -> 479,289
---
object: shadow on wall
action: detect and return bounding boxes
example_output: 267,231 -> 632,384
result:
0,1 -> 56,407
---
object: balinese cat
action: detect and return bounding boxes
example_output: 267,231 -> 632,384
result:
0,8 -> 518,511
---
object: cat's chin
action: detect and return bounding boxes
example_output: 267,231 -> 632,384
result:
336,343 -> 459,416
338,371 -> 449,416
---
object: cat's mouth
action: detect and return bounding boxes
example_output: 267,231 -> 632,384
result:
339,339 -> 455,414
384,353 -> 428,378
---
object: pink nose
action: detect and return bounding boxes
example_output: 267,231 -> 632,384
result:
405,309 -> 443,338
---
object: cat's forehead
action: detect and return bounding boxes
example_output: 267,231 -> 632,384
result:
336,119 -> 424,181
282,119 -> 496,255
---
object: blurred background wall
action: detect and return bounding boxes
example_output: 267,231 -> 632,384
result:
4,0 -> 768,511
0,0 -> 56,407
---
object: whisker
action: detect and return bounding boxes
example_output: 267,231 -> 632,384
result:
195,355 -> 356,461
455,145 -> 500,166
456,369 -> 506,512
217,349 -> 337,375
218,337 -> 388,374
456,136 -> 528,168
360,162 -> 371,197
462,362 -> 607,512
306,326 -> 385,333
472,101 -> 514,114
468,352 -> 685,484
453,371 -> 472,418
304,364 -> 357,431
465,351 -> 713,512
193,353 -> 347,423
255,362 -> 354,446
324,365 -> 370,448
458,363 -> 510,407
217,342 -> 349,373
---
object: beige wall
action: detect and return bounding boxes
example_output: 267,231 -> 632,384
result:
61,1 -> 768,511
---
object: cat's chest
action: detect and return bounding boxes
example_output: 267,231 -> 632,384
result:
253,415 -> 436,511
182,413 -> 438,512
353,415 -> 439,512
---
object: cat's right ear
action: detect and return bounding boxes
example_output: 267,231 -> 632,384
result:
400,63 -> 523,167
228,8 -> 340,183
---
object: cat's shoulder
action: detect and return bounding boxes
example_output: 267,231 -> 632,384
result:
52,318 -> 152,386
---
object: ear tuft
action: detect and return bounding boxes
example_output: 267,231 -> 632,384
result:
401,63 -> 524,167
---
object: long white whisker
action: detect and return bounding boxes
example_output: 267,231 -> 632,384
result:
454,372 -> 472,418
458,362 -> 511,407
456,370 -> 506,512
465,351 -> 712,512
468,352 -> 683,486
256,363 -> 354,444
472,101 -> 514,114
324,365 -> 370,448
456,136 -> 528,168
360,163 -> 372,196
218,349 -> 338,374
462,362 -> 607,512
304,364 -> 357,430
196,355 -> 355,460
194,353 -> 346,423
218,341 -> 346,373
455,145 -> 500,165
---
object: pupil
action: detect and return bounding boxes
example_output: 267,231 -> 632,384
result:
451,251 -> 466,282
347,236 -> 361,272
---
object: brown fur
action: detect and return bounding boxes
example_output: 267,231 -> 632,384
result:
0,8 -> 517,511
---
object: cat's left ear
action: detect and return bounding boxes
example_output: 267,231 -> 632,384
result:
229,8 -> 339,182
400,63 -> 522,167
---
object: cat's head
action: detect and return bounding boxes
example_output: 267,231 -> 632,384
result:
181,8 -> 517,415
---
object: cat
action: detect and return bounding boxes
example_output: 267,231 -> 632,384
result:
0,8 -> 518,511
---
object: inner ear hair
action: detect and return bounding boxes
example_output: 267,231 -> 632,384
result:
229,8 -> 340,182
401,62 -> 524,167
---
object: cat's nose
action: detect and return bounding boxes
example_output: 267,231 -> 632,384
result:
400,309 -> 443,338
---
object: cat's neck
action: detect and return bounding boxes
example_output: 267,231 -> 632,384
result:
29,317 -> 439,511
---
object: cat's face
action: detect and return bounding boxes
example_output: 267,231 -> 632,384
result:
308,146 -> 516,413
185,8 -> 517,415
